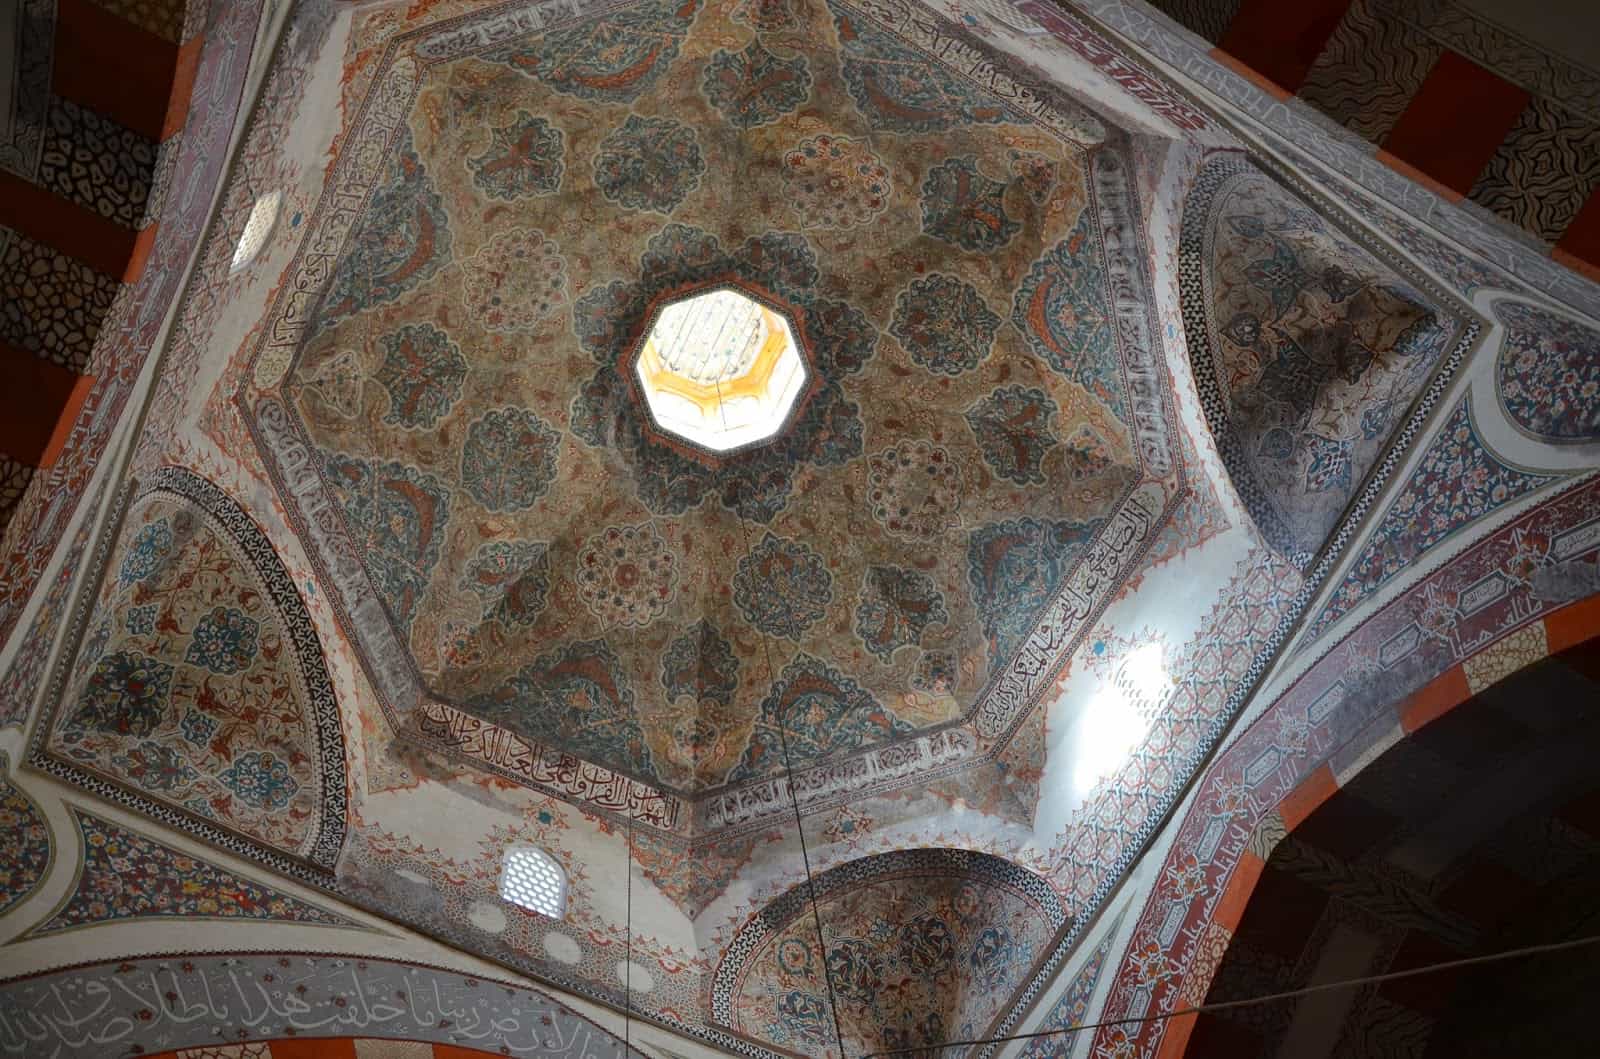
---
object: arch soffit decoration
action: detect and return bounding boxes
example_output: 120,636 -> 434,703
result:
712,847 -> 1069,1059
25,466 -> 348,883
1092,473 -> 1600,1059
1177,150 -> 1481,570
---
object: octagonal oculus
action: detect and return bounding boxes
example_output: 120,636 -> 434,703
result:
631,287 -> 808,453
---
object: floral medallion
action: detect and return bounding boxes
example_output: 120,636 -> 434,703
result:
461,540 -> 551,628
733,532 -> 832,640
661,618 -> 740,707
118,518 -> 174,586
468,111 -> 564,200
891,273 -> 1000,375
920,157 -> 1019,252
575,522 -> 679,628
219,750 -> 299,810
702,40 -> 811,128
114,740 -> 200,793
183,606 -> 259,675
866,440 -> 963,540
67,650 -> 174,738
461,407 -> 561,512
781,134 -> 891,230
965,385 -> 1059,485
593,115 -> 705,214
461,228 -> 567,333
374,323 -> 467,428
855,565 -> 949,662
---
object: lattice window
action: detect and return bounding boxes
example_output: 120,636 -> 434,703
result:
231,190 -> 282,271
499,845 -> 567,919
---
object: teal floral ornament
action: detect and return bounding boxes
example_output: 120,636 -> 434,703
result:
314,129 -> 452,332
967,517 -> 1098,665
374,322 -> 467,429
487,0 -> 694,104
733,532 -> 832,640
117,518 -> 174,585
219,751 -> 299,810
703,40 -> 811,128
460,540 -> 551,628
919,157 -> 1019,253
965,385 -> 1059,485
890,273 -> 999,375
113,740 -> 199,793
854,565 -> 948,662
461,407 -> 561,512
661,618 -> 739,707
1011,211 -> 1121,416
593,115 -> 704,214
0,767 -> 49,918
467,111 -> 564,200
184,606 -> 260,675
67,650 -> 174,738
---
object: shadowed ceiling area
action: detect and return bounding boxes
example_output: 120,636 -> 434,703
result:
1184,635 -> 1600,1059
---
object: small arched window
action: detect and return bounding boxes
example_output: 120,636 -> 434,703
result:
499,845 -> 568,919
231,190 -> 282,272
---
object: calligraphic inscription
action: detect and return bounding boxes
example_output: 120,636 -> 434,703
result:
0,954 -> 639,1057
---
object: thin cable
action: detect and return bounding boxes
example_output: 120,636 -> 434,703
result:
711,371 -> 851,1059
861,932 -> 1600,1057
624,807 -> 634,1055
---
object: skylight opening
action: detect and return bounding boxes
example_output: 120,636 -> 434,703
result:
499,845 -> 568,919
231,190 -> 282,272
633,287 -> 808,453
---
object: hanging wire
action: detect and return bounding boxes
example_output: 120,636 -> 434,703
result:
711,371 -> 852,1059
624,807 -> 634,1054
860,932 -> 1600,1057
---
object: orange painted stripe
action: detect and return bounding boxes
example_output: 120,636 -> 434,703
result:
1217,0 -> 1353,94
52,0 -> 178,141
1381,51 -> 1529,196
162,32 -> 206,141
1555,184 -> 1600,274
1215,850 -> 1265,932
1398,664 -> 1471,734
1278,764 -> 1338,831
1209,47 -> 1293,101
1553,246 -> 1600,284
0,169 -> 135,278
1546,595 -> 1600,654
1203,46 -> 1292,101
126,223 -> 160,284
267,1038 -> 358,1059
1156,1010 -> 1200,1059
1376,149 -> 1466,205
38,372 -> 96,468
0,342 -> 86,466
